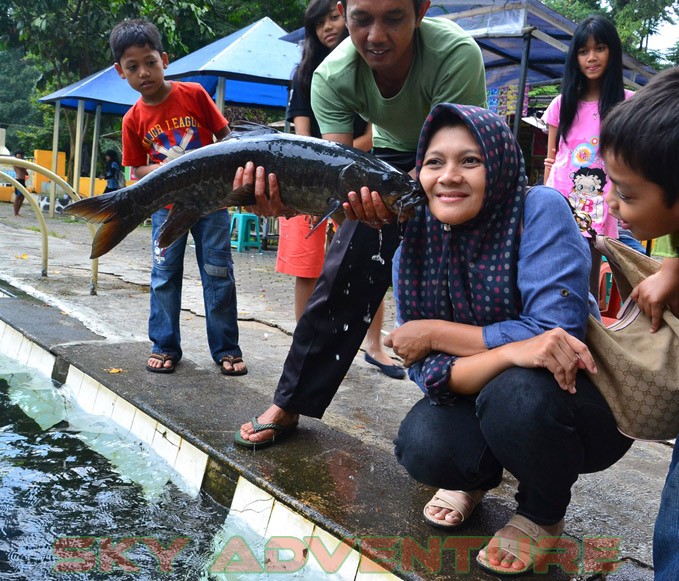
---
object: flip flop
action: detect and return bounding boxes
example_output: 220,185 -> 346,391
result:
423,489 -> 483,529
234,416 -> 299,450
219,355 -> 248,376
146,353 -> 178,374
476,514 -> 565,576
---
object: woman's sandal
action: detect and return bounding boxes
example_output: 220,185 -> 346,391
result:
146,353 -> 178,374
476,514 -> 565,576
219,355 -> 248,376
423,489 -> 484,529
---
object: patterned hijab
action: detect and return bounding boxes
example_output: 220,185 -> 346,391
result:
396,103 -> 527,401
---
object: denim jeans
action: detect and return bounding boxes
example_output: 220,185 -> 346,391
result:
394,367 -> 633,526
653,437 -> 679,580
149,207 -> 241,363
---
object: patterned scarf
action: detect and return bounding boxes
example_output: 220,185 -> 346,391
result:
396,104 -> 527,402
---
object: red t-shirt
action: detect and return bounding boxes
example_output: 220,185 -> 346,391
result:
121,81 -> 227,168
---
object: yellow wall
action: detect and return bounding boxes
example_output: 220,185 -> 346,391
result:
0,185 -> 13,203
32,150 -> 67,195
76,177 -> 107,197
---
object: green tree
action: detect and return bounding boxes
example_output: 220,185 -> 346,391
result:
0,49 -> 46,152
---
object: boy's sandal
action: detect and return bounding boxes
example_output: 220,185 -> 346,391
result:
219,355 -> 248,376
423,489 -> 483,529
476,514 -> 565,576
146,353 -> 178,374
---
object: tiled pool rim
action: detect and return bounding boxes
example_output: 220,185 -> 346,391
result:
0,318 -> 398,580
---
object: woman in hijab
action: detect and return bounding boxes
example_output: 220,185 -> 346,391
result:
386,103 -> 632,575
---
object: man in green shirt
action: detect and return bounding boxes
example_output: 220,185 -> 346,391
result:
236,0 -> 486,447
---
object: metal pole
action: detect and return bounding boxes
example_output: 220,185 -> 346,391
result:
89,105 -> 102,199
49,102 -> 61,219
73,100 -> 85,199
216,78 -> 226,114
513,31 -> 533,139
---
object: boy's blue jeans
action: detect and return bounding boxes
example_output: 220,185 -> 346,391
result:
654,438 -> 679,580
149,207 -> 241,364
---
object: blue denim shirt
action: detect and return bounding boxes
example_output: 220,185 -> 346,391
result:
394,186 -> 597,347
482,186 -> 596,346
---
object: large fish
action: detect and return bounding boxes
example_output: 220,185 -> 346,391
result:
65,126 -> 425,259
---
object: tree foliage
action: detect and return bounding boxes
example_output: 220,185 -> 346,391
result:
544,0 -> 678,59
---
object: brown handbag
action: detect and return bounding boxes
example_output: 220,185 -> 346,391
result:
585,236 -> 679,441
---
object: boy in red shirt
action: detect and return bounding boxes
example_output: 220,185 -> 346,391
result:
110,19 -> 246,376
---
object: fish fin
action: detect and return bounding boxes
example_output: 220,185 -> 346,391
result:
224,121 -> 279,141
305,198 -> 342,239
305,217 -> 328,239
223,184 -> 257,207
90,219 -> 139,259
64,192 -> 122,224
156,206 -> 205,249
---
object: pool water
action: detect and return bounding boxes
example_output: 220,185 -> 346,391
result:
0,353 -> 231,580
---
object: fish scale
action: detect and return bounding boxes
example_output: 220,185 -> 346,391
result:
65,129 -> 425,259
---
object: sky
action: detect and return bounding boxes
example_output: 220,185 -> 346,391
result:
646,20 -> 678,52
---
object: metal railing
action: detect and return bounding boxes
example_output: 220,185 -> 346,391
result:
0,157 -> 99,294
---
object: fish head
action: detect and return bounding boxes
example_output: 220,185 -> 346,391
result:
379,173 -> 427,219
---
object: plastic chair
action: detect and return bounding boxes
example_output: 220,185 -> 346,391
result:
230,212 -> 262,252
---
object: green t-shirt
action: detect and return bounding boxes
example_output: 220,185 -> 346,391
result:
311,17 -> 487,153
652,232 -> 679,258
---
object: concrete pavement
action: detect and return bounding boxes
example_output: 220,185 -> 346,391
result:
0,201 -> 671,580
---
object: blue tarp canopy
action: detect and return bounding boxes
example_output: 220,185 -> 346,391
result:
39,65 -> 138,116
165,16 -> 301,108
39,17 -> 300,116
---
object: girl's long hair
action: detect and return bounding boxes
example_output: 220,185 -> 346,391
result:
557,14 -> 624,146
295,0 -> 348,98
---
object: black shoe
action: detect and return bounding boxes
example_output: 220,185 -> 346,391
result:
364,353 -> 406,379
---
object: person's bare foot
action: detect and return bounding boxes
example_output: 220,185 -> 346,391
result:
239,405 -> 299,444
477,516 -> 564,573
424,489 -> 485,527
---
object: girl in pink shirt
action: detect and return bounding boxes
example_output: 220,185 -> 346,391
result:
543,15 -> 633,294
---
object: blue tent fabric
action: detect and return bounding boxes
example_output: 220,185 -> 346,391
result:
39,65 -> 138,116
39,17 -> 301,115
165,17 -> 301,108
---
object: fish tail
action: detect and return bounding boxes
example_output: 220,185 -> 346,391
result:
90,219 -> 139,259
64,192 -> 123,224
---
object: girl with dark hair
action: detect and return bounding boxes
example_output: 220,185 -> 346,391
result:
542,14 -> 633,293
279,0 -> 403,378
101,149 -> 122,193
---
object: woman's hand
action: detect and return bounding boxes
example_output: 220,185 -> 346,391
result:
234,162 -> 297,218
384,320 -> 435,367
631,258 -> 679,333
342,186 -> 395,228
502,328 -> 596,394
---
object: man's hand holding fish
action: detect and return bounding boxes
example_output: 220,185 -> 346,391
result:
236,162 -> 298,219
